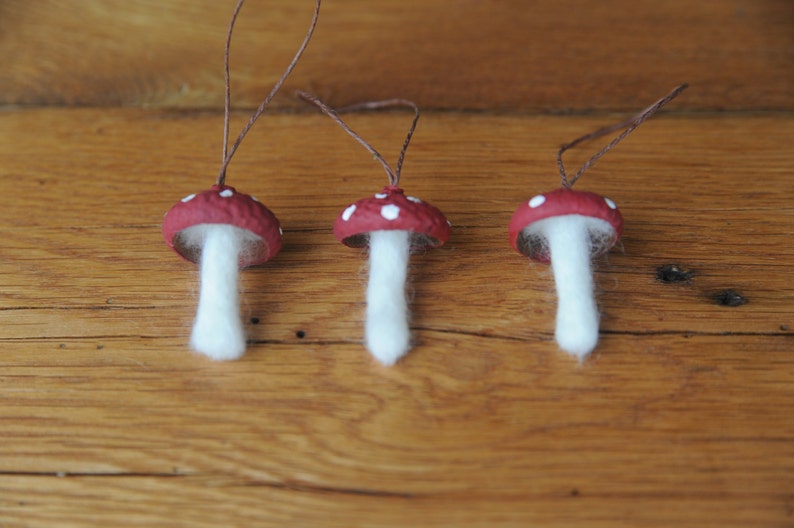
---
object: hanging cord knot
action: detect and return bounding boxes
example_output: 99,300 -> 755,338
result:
297,92 -> 420,188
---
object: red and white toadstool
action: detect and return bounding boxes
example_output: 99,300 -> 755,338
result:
510,187 -> 623,358
298,92 -> 450,366
163,185 -> 282,360
161,0 -> 321,360
509,84 -> 687,360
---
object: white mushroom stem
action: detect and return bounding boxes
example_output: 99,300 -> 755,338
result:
190,224 -> 247,360
534,215 -> 612,360
366,229 -> 411,366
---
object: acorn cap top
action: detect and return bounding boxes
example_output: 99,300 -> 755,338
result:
509,188 -> 623,263
334,186 -> 450,250
162,185 -> 282,267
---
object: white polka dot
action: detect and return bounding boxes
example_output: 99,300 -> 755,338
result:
407,196 -> 422,203
342,204 -> 357,221
374,193 -> 388,199
278,227 -> 283,236
604,197 -> 617,209
220,189 -> 234,198
380,204 -> 400,221
529,195 -> 546,208
181,193 -> 196,203
251,195 -> 259,202
446,220 -> 452,226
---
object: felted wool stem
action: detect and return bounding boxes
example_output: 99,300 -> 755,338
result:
543,215 -> 600,359
191,224 -> 246,360
365,229 -> 411,366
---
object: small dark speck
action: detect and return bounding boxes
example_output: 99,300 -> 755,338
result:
97,344 -> 104,350
570,488 -> 580,497
296,330 -> 306,339
250,317 -> 260,325
780,325 -> 789,332
656,264 -> 694,283
59,343 -> 66,349
714,289 -> 747,307
106,298 -> 114,304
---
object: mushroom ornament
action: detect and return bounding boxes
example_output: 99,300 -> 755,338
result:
162,0 -> 321,360
298,92 -> 450,366
509,84 -> 688,360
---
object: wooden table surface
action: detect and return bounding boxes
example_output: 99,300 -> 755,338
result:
1,1 -> 792,526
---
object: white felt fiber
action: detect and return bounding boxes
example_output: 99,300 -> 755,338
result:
365,229 -> 411,366
184,224 -> 247,360
530,215 -> 615,360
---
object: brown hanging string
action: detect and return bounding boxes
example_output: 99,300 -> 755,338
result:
558,83 -> 688,189
297,92 -> 420,187
217,0 -> 322,186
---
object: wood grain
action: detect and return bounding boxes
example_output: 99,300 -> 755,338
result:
2,0 -> 792,111
1,0 -> 793,526
1,108 -> 792,526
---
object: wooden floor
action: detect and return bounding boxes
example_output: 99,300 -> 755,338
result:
1,1 -> 792,526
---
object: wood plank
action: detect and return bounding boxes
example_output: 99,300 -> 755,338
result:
1,109 -> 791,337
1,107 -> 792,525
2,0 -> 792,111
3,473 -> 788,528
0,334 -> 792,527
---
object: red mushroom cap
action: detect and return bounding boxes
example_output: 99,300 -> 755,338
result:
334,186 -> 450,250
509,188 -> 623,263
162,184 -> 282,267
